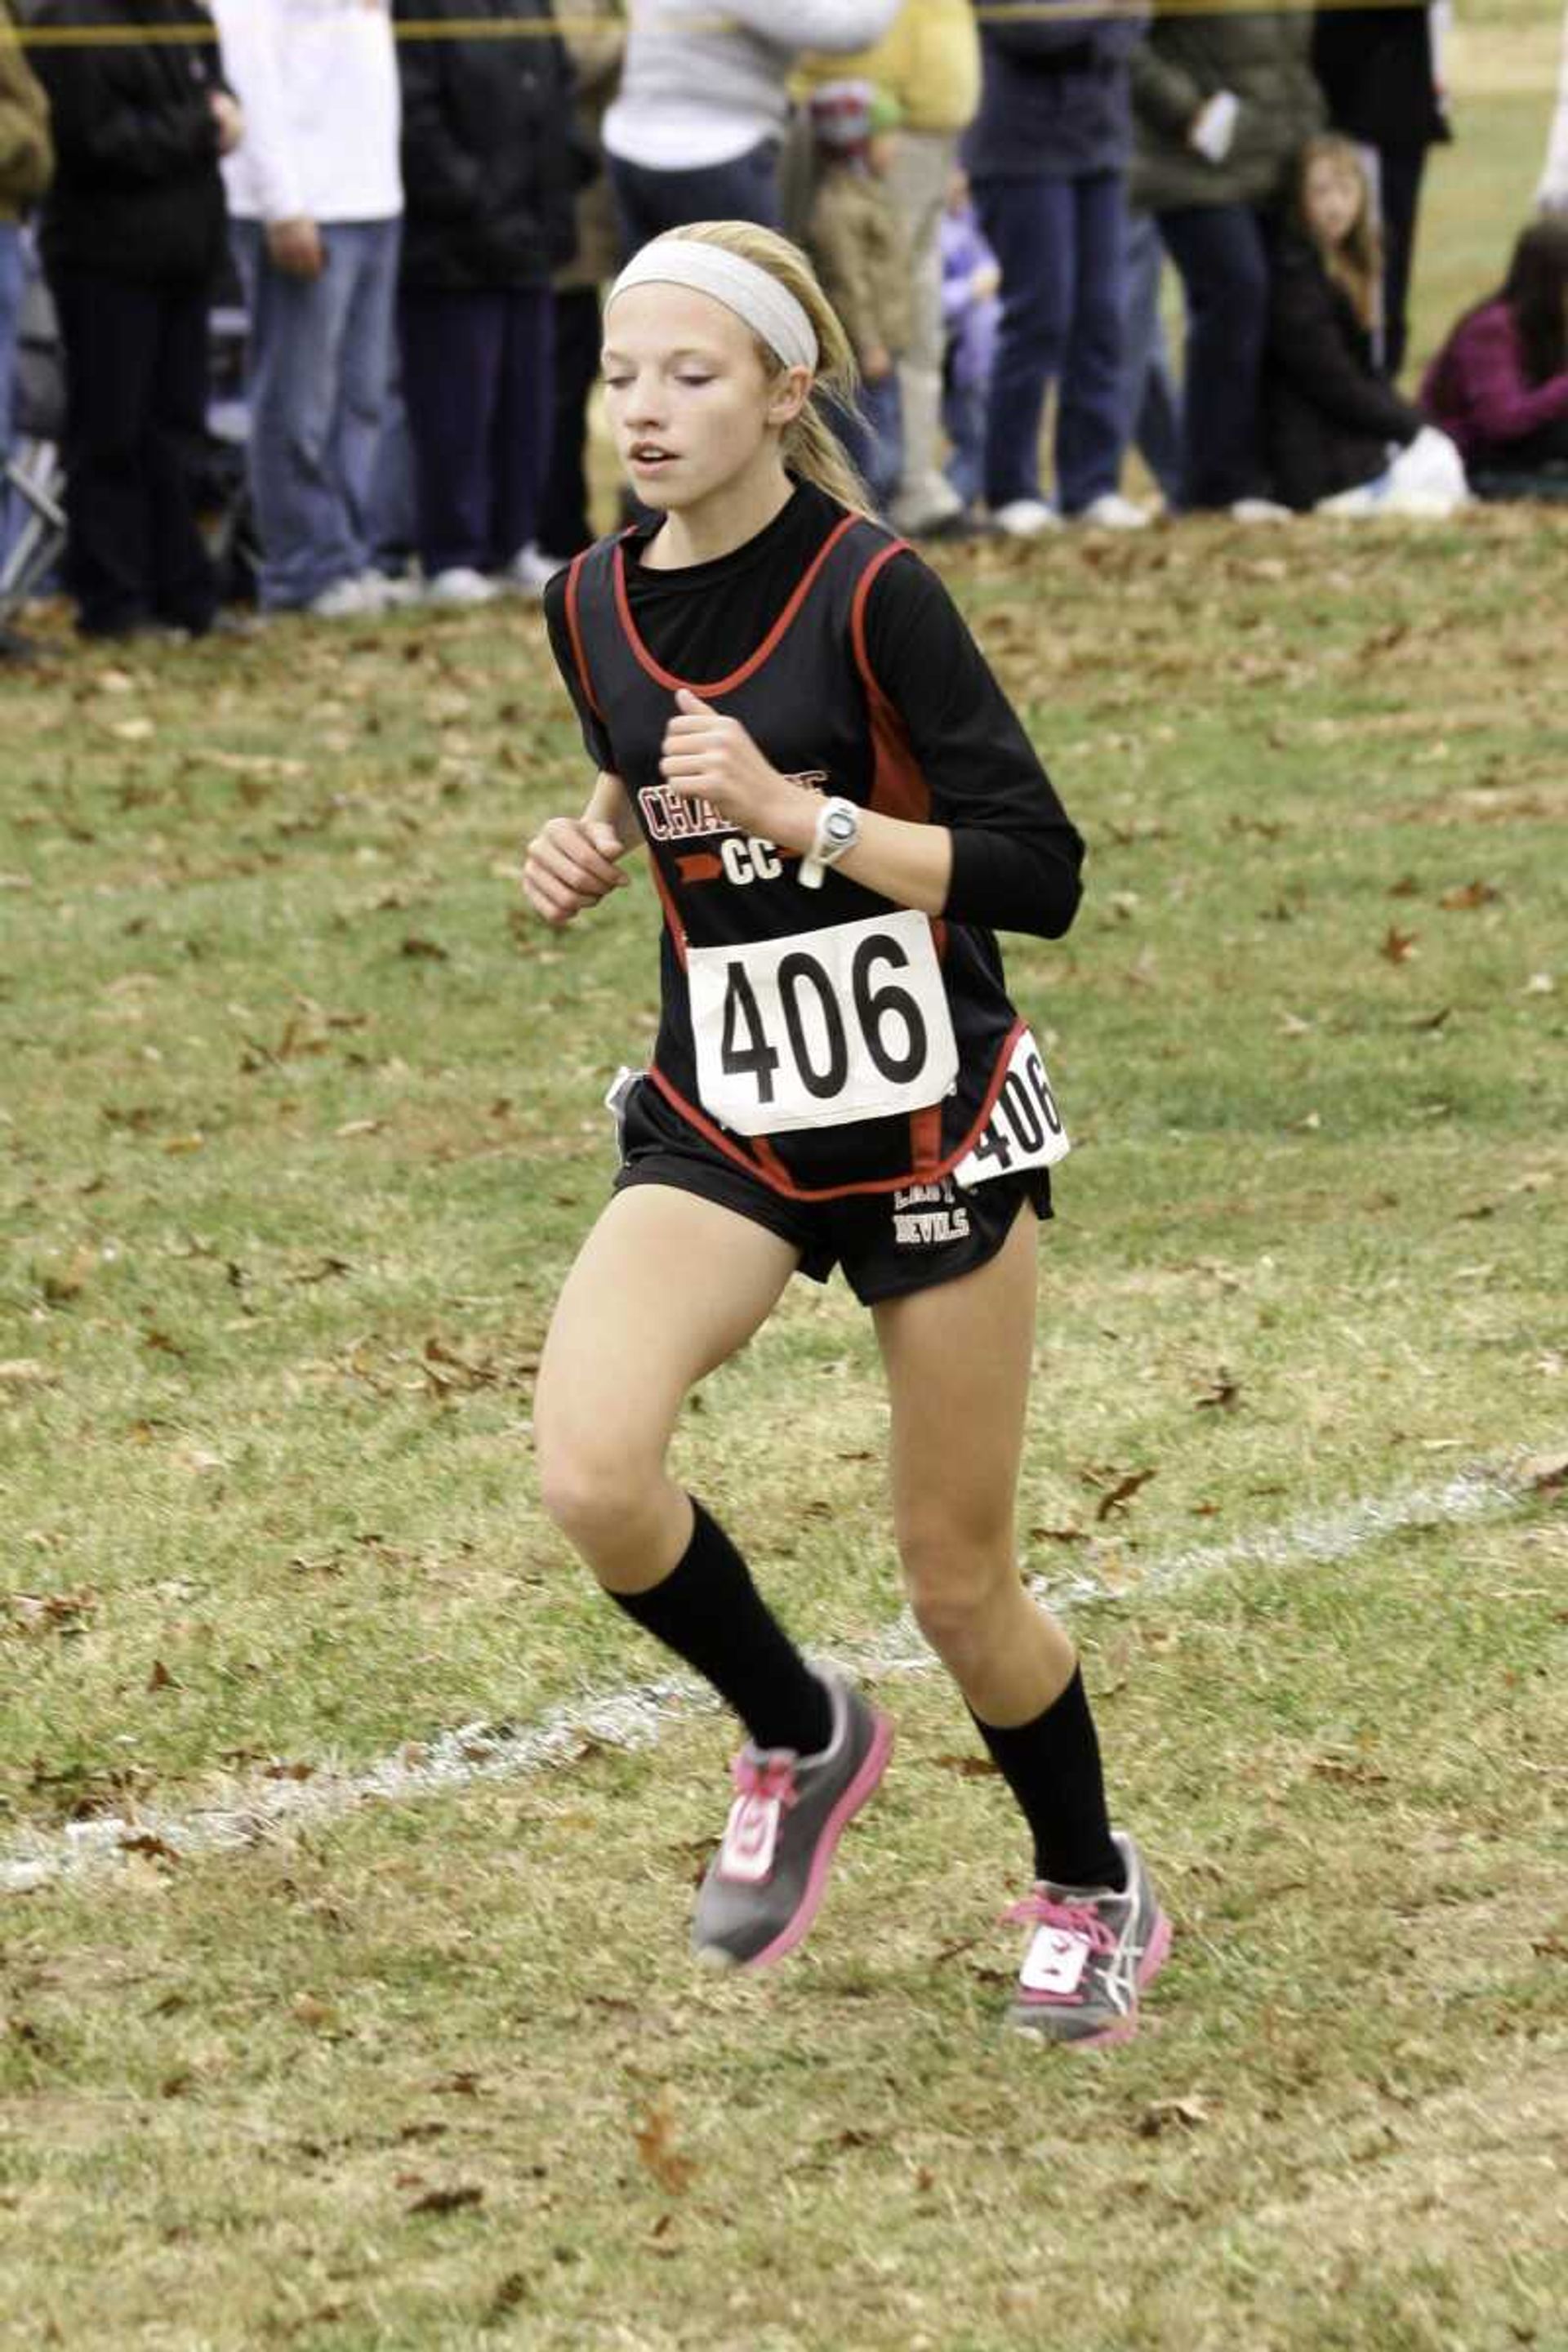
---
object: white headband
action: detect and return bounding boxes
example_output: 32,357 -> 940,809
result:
605,238 -> 819,375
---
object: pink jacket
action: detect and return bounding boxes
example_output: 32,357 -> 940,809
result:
1421,299 -> 1568,457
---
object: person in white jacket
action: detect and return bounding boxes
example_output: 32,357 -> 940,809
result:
1541,5 -> 1568,216
604,0 -> 904,252
212,0 -> 403,617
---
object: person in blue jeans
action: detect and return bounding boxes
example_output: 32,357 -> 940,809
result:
1,0 -> 53,647
961,0 -> 1147,537
213,0 -> 404,618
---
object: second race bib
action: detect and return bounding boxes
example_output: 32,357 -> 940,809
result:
687,910 -> 958,1138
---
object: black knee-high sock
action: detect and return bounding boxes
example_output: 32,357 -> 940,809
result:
971,1668 -> 1125,1891
609,1497 -> 833,1757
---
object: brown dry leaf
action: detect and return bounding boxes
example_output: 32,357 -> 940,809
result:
8,1589 -> 96,1634
146,1658 -> 176,1693
1310,1753 -> 1390,1788
1438,879 -> 1500,911
401,936 -> 449,962
1029,1523 -> 1089,1544
407,2184 -> 483,2217
1521,1453 -> 1568,1494
42,1244 -> 98,1306
632,2096 -> 697,2195
162,1134 -> 205,1156
291,1993 -> 336,2030
1380,924 -> 1419,964
1138,2095 -> 1212,2138
119,1831 -> 180,1864
1196,1375 -> 1241,1412
931,1753 -> 1000,1779
1387,875 -> 1421,898
1095,1468 -> 1156,1521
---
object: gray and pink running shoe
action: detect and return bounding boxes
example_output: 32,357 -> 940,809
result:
692,1669 -> 893,1971
1004,1831 -> 1171,2046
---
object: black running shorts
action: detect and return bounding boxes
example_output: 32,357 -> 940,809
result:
611,1076 -> 1051,1306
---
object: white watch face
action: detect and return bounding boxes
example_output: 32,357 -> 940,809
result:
825,808 -> 858,845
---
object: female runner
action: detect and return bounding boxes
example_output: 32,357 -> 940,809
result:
524,220 -> 1170,2043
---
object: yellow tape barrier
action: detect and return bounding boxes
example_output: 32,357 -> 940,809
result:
7,1 -> 1540,50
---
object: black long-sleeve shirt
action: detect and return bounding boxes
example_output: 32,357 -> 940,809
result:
542,479 -> 1085,942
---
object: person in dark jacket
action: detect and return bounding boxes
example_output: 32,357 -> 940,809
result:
961,0 -> 1147,534
1263,135 -> 1421,510
393,0 -> 578,601
32,0 -> 238,637
1312,3 -> 1449,381
1131,5 -> 1325,514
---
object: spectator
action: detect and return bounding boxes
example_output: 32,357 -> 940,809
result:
962,0 -> 1149,537
939,165 -> 1000,509
536,0 -> 625,567
0,0 -> 51,657
212,0 -> 403,619
603,0 -> 902,252
1541,4 -> 1568,218
1131,6 -> 1324,516
32,0 -> 236,640
800,0 -> 982,537
806,81 -> 910,509
1312,2 -> 1450,381
1422,219 -> 1568,501
1118,207 -> 1183,509
393,0 -> 578,605
1263,136 -> 1423,510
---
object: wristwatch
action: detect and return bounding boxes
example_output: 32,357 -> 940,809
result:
799,796 -> 862,890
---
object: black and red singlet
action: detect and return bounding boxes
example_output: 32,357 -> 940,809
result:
542,480 -> 1085,1203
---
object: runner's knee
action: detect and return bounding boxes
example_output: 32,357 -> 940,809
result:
898,1524 -> 1021,1659
535,1422 -> 664,1559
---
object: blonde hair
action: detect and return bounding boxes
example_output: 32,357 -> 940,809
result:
644,220 -> 874,517
1292,135 -> 1382,332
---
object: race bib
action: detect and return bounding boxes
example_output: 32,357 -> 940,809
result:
953,1028 -> 1070,1189
687,910 -> 959,1138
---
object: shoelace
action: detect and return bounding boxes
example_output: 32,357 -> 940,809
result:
732,1752 -> 800,1809
1002,1891 -> 1120,1953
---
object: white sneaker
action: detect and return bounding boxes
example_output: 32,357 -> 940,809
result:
1227,497 -> 1294,524
990,498 -> 1062,539
1075,492 -> 1151,532
363,568 -> 423,609
890,482 -> 964,536
306,574 -> 383,620
426,567 -> 501,606
505,543 -> 565,598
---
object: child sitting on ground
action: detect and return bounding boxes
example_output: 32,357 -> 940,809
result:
1263,136 -> 1459,514
1422,219 -> 1568,501
805,80 -> 911,510
939,167 -> 1000,514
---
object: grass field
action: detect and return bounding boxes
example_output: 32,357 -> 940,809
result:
3,22 -> 1568,2351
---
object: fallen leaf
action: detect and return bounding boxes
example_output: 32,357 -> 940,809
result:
1438,879 -> 1500,911
0,1360 -> 56,1389
1095,1468 -> 1155,1521
1521,1454 -> 1568,1494
407,2184 -> 483,2216
291,1993 -> 336,2030
1380,925 -> 1419,964
1195,1376 -> 1240,1412
930,1753 -> 1000,1779
1029,1523 -> 1089,1544
334,1119 -> 384,1139
1309,1753 -> 1390,1788
401,936 -> 449,962
119,1831 -> 180,1864
146,1658 -> 176,1693
1387,875 -> 1421,898
41,1245 -> 98,1305
632,2096 -> 697,2195
1137,2095 -> 1212,2138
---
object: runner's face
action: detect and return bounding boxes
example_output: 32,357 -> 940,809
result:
601,286 -> 804,510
